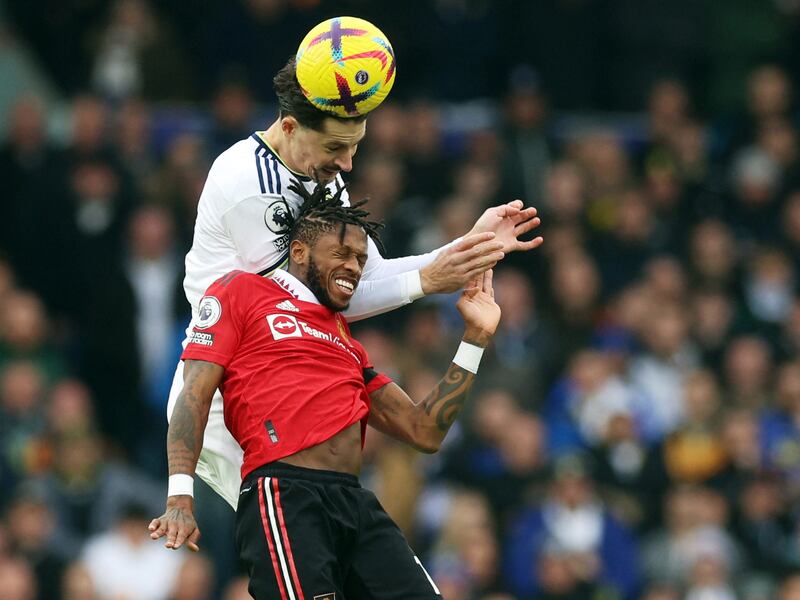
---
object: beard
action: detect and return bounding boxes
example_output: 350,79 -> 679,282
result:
305,255 -> 348,312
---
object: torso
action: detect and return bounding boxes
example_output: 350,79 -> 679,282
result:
280,422 -> 363,475
182,271 -> 374,480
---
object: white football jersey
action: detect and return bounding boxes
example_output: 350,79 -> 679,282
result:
184,133 -> 350,314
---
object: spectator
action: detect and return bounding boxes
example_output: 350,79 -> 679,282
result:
80,501 -> 187,600
504,453 -> 641,599
0,555 -> 37,600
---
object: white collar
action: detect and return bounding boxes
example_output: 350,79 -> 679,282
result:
270,269 -> 320,305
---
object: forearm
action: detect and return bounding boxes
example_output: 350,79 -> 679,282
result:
343,271 -> 424,321
419,362 -> 476,446
360,236 -> 458,281
167,389 -> 212,477
343,237 -> 461,322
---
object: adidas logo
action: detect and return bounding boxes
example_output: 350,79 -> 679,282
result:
276,300 -> 300,312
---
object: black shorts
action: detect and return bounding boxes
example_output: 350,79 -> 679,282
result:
235,462 -> 442,600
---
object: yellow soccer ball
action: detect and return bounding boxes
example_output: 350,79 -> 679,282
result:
295,16 -> 396,118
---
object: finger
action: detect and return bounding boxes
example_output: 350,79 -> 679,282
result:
511,207 -> 538,225
149,518 -> 167,540
507,199 -> 524,210
513,216 -> 542,236
483,269 -> 494,296
515,236 -> 544,251
462,252 -> 504,276
462,249 -> 505,271
187,528 -> 202,553
464,263 -> 499,282
455,232 -> 496,251
165,519 -> 179,549
458,239 -> 504,259
148,518 -> 160,532
173,523 -> 194,550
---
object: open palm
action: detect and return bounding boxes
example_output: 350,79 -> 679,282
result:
469,200 -> 544,254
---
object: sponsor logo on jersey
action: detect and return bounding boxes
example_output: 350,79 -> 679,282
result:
273,234 -> 290,252
275,300 -> 300,313
188,331 -> 215,346
264,199 -> 292,234
265,313 -> 361,361
266,314 -> 302,339
196,296 -> 222,329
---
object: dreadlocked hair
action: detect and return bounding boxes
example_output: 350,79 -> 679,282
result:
286,179 -> 385,255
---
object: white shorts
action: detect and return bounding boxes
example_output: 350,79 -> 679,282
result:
167,355 -> 243,511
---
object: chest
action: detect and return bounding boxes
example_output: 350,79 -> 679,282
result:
240,297 -> 362,365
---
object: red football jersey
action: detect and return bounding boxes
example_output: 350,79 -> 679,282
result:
181,269 -> 391,480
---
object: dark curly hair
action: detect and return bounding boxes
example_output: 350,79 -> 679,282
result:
274,57 -> 368,132
287,179 -> 385,255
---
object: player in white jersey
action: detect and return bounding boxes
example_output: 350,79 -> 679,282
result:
167,56 -> 543,509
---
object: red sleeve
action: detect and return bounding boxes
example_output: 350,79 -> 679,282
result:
363,368 -> 393,394
181,271 -> 249,367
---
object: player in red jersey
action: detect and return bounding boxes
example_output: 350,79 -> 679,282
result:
149,183 -> 502,599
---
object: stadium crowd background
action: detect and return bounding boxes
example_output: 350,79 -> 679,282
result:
1,0 -> 800,598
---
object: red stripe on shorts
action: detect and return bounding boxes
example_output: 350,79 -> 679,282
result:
270,477 -> 306,600
258,477 -> 289,600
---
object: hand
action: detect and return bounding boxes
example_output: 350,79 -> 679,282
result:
467,200 -> 543,254
420,232 -> 505,294
148,496 -> 201,552
456,270 -> 501,346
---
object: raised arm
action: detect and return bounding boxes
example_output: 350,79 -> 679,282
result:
367,270 -> 501,452
344,201 -> 542,322
149,359 -> 223,551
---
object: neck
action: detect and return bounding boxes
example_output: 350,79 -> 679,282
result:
263,120 -> 294,168
286,263 -> 308,286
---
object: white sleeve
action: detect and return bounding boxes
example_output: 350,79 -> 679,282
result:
220,194 -> 287,273
342,236 -> 459,322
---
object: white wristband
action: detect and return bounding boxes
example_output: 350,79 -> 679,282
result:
168,474 -> 194,498
453,341 -> 484,374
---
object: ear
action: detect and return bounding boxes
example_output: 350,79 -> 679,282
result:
289,239 -> 309,266
281,116 -> 298,137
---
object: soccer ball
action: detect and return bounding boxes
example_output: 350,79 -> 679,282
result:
295,16 -> 396,118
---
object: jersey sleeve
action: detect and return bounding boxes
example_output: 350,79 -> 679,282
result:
181,271 -> 249,367
342,236 -> 460,322
351,335 -> 393,393
363,367 -> 393,394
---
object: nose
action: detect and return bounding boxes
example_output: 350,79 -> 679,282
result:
343,254 -> 361,276
335,151 -> 353,173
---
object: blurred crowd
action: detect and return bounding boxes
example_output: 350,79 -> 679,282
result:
2,1 -> 800,600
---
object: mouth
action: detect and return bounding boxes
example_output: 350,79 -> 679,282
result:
332,275 -> 357,298
314,167 -> 339,181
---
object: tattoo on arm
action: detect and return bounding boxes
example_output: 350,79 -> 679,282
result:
422,364 -> 474,432
167,361 -> 219,476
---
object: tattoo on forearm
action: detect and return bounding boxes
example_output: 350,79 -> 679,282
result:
423,365 -> 474,431
167,361 -> 217,475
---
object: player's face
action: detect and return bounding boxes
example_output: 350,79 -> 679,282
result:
306,225 -> 368,311
287,117 -> 366,183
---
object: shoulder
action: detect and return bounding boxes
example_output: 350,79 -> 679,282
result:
207,135 -> 271,201
203,270 -> 265,298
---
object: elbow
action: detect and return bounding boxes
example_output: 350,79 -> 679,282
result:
412,431 -> 443,454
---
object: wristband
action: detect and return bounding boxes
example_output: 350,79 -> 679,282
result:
168,474 -> 194,498
453,341 -> 484,374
